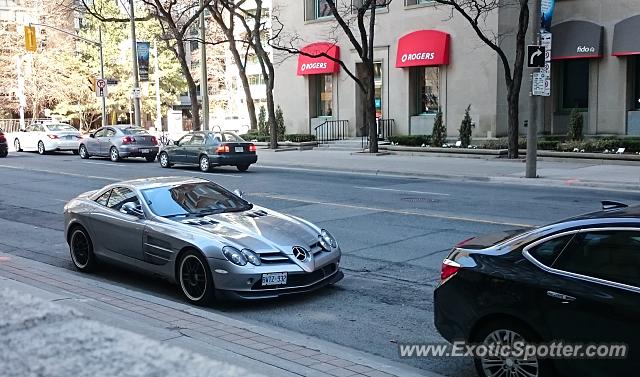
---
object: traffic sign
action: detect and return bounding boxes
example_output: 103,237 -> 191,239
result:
96,78 -> 107,97
532,72 -> 551,97
131,88 -> 141,99
96,78 -> 107,89
528,45 -> 546,68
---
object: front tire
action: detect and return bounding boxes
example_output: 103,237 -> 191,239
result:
178,251 -> 214,305
199,155 -> 211,172
79,144 -> 89,159
473,320 -> 553,377
145,154 -> 157,162
69,227 -> 97,272
159,152 -> 172,168
14,139 -> 22,152
37,141 -> 46,155
237,164 -> 250,172
110,146 -> 120,162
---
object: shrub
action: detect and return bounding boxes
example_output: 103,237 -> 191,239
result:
431,110 -> 446,147
241,132 -> 271,142
537,140 -> 560,151
258,106 -> 267,134
275,106 -> 285,138
389,135 -> 432,147
285,134 -> 316,143
458,105 -> 473,148
567,108 -> 584,141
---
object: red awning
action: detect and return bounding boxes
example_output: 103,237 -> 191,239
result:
297,42 -> 340,76
396,30 -> 450,68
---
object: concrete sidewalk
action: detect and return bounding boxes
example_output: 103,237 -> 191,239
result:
256,149 -> 640,191
0,252 -> 438,377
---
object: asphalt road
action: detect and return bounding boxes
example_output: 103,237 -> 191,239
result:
0,150 -> 637,376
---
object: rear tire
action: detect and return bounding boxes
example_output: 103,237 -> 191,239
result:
237,164 -> 250,172
145,154 -> 156,162
159,152 -> 172,168
72,150 -> 79,155
37,141 -> 46,155
69,227 -> 97,272
79,144 -> 89,159
472,319 -> 554,377
0,149 -> 7,158
110,146 -> 120,162
178,250 -> 214,305
199,155 -> 211,172
14,139 -> 22,152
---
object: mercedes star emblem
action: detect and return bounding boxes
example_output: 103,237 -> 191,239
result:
292,246 -> 308,262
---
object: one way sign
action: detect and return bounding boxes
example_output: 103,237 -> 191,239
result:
527,45 -> 546,68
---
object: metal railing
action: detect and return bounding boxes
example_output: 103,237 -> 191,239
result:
314,120 -> 349,144
0,118 -> 54,133
361,118 -> 395,149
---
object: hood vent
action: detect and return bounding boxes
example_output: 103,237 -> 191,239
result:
245,210 -> 268,218
183,218 -> 218,226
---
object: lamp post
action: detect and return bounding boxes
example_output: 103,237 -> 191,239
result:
129,0 -> 142,128
526,0 -> 542,178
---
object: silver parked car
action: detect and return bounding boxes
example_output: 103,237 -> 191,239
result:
78,126 -> 159,162
63,177 -> 343,303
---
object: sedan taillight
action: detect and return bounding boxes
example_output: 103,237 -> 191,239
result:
47,134 -> 59,139
122,136 -> 136,144
151,136 -> 158,145
0,133 -> 5,143
216,145 -> 230,153
440,259 -> 461,283
249,144 -> 257,152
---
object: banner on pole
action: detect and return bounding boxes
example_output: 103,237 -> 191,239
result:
137,42 -> 150,82
541,0 -> 556,32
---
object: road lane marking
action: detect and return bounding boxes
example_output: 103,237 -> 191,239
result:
354,186 -> 450,196
0,164 -> 120,181
253,193 -> 535,228
83,161 -> 128,167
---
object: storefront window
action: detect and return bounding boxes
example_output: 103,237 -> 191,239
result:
374,62 -> 382,118
634,56 -> 640,111
562,59 -> 589,110
414,67 -> 439,114
315,0 -> 332,18
314,74 -> 333,117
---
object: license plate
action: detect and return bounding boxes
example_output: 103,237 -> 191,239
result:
235,146 -> 245,153
262,272 -> 287,286
140,149 -> 150,153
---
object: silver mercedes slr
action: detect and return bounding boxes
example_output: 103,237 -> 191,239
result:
63,177 -> 343,303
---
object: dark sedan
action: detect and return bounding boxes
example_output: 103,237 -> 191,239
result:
79,126 -> 159,162
0,128 -> 8,158
434,201 -> 639,377
158,131 -> 257,172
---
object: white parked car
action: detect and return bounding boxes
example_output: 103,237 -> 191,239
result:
13,123 -> 82,155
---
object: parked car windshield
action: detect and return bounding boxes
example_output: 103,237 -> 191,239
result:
121,128 -> 149,135
141,181 -> 252,218
46,124 -> 76,132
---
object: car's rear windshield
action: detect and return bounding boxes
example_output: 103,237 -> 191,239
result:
121,128 -> 149,135
141,182 -> 251,218
212,132 -> 245,143
47,124 -> 76,132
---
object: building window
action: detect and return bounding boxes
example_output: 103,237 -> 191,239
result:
414,66 -> 439,114
561,59 -> 589,111
633,56 -> 640,111
316,0 -> 332,18
374,62 -> 383,118
313,74 -> 333,117
248,74 -> 265,86
405,0 -> 433,5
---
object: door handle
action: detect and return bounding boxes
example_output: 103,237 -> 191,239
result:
546,291 -> 576,303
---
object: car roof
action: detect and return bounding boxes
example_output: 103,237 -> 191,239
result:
560,205 -> 640,223
112,176 -> 209,190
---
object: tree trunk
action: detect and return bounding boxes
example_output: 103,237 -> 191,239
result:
174,37 -> 200,131
364,64 -> 378,153
507,87 -> 519,159
223,23 -> 257,132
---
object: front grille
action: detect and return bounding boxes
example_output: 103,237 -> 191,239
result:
252,263 -> 337,290
258,250 -> 292,265
245,210 -> 268,218
309,241 -> 324,256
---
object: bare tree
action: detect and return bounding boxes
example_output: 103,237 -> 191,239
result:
432,0 -> 529,158
272,0 -> 391,153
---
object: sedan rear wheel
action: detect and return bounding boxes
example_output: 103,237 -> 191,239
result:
14,139 -> 22,152
37,141 -> 46,155
110,147 -> 120,162
178,251 -> 214,305
159,152 -> 172,168
69,227 -> 96,272
199,155 -> 211,172
237,164 -> 250,172
79,144 -> 89,159
145,154 -> 156,162
474,320 -> 552,377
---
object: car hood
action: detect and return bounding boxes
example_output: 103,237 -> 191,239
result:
178,207 -> 319,253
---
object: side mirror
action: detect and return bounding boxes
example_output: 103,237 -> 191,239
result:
233,189 -> 245,199
89,133 -> 95,138
121,202 -> 144,217
173,141 -> 179,146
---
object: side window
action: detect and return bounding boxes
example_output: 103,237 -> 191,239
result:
107,187 -> 140,211
191,134 -> 205,145
95,190 -> 111,206
106,129 -> 117,137
178,134 -> 193,146
553,230 -> 640,288
94,128 -> 107,137
527,234 -> 575,267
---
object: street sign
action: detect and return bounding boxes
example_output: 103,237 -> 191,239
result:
527,45 -> 545,68
96,78 -> 107,97
131,88 -> 141,99
532,72 -> 551,97
541,32 -> 552,62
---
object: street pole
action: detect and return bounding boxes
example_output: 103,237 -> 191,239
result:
526,0 -> 542,178
154,42 -> 162,131
129,0 -> 142,128
199,0 -> 209,131
16,55 -> 25,131
98,26 -> 107,127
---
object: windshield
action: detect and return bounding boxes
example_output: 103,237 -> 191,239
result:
213,132 -> 245,143
142,182 -> 251,218
47,124 -> 76,132
121,128 -> 149,135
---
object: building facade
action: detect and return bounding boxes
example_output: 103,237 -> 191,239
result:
272,0 -> 640,139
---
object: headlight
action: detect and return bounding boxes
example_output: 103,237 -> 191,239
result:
319,229 -> 338,250
222,246 -> 247,266
241,249 -> 261,266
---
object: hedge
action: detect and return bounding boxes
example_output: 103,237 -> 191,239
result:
240,133 -> 316,143
389,135 -> 432,147
284,134 -> 316,142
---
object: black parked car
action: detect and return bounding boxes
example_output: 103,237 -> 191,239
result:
435,201 -> 639,377
0,128 -> 8,157
158,131 -> 257,172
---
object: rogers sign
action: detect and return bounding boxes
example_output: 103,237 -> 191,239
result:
401,52 -> 436,63
300,62 -> 328,72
